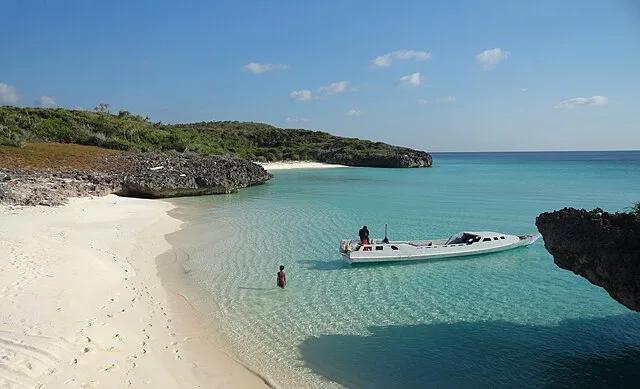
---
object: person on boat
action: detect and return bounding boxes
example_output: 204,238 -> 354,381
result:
277,265 -> 286,289
359,225 -> 369,242
358,226 -> 370,251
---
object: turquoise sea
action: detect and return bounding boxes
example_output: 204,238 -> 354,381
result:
170,151 -> 640,389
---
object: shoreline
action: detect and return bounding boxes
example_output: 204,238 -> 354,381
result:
0,195 -> 270,388
257,161 -> 348,171
157,207 -> 277,388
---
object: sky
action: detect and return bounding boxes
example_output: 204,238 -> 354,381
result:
1,0 -> 639,152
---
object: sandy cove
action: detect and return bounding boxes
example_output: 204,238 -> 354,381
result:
257,161 -> 348,171
0,195 -> 270,389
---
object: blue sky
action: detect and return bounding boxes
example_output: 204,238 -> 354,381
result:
1,0 -> 639,151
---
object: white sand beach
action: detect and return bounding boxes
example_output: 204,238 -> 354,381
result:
0,195 -> 270,389
258,161 -> 348,171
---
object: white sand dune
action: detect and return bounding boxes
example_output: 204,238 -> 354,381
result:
0,195 -> 270,389
257,161 -> 348,171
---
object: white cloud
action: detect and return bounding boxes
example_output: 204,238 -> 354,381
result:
290,90 -> 313,101
243,62 -> 289,74
417,96 -> 457,104
521,88 -> 528,92
372,50 -> 432,67
398,72 -> 423,87
0,83 -> 20,104
292,81 -> 355,102
346,109 -> 361,117
285,117 -> 309,123
38,95 -> 56,108
554,95 -> 608,109
476,48 -> 509,69
318,81 -> 350,96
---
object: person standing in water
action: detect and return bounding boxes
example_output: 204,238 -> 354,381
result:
277,265 -> 286,289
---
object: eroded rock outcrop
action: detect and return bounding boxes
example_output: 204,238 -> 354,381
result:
108,151 -> 271,198
0,169 -> 121,206
319,149 -> 432,168
536,208 -> 640,311
0,151 -> 272,206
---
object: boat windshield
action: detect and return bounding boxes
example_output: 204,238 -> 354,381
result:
445,232 -> 465,245
445,232 -> 479,245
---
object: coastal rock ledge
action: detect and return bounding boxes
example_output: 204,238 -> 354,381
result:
321,149 -> 432,168
0,151 -> 272,206
113,151 -> 271,198
536,208 -> 640,312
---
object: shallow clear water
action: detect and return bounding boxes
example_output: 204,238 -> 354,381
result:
170,151 -> 640,389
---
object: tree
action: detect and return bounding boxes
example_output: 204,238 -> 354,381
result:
94,103 -> 110,114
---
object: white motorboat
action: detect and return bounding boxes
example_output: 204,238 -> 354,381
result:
339,229 -> 541,264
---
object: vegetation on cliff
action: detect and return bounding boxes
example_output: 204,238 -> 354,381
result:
0,105 -> 431,166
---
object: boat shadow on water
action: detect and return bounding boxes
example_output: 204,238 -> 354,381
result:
299,314 -> 640,389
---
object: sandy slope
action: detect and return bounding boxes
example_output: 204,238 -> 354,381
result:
0,195 -> 270,389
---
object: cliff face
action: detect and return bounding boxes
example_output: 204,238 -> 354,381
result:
536,208 -> 640,311
110,151 -> 272,198
319,149 -> 432,168
0,151 -> 272,206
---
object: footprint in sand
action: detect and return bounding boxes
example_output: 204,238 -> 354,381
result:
101,363 -> 116,372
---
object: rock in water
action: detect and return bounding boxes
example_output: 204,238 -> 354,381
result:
536,208 -> 640,312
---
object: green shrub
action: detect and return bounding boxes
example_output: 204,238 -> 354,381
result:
104,136 -> 131,150
33,118 -> 79,143
0,106 -> 429,162
0,124 -> 28,147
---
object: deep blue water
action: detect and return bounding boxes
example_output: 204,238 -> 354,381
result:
170,151 -> 640,389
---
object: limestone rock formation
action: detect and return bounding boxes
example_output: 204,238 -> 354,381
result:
0,169 -> 121,206
0,151 -> 272,206
536,208 -> 640,311
109,151 -> 272,198
320,149 -> 432,168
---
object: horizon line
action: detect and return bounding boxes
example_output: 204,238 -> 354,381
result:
429,149 -> 640,153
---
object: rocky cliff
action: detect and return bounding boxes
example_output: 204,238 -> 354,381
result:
319,149 -> 432,168
0,151 -> 272,206
536,208 -> 640,311
110,151 -> 271,198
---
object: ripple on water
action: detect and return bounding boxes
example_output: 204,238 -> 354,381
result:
171,155 -> 640,389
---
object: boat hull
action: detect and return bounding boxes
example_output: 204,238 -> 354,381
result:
340,232 -> 540,264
